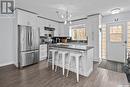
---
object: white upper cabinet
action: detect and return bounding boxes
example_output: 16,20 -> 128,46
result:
38,18 -> 47,36
38,18 -> 59,36
16,9 -> 69,37
57,23 -> 69,37
17,9 -> 38,26
54,25 -> 59,36
64,25 -> 69,37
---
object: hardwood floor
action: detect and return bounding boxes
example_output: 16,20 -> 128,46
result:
0,61 -> 129,87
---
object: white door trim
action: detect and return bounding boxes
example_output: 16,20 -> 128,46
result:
106,22 -> 127,63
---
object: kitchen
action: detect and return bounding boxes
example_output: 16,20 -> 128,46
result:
0,0 -> 130,87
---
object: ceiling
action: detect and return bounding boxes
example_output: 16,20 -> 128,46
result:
15,0 -> 130,21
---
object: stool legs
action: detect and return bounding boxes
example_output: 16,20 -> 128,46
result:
66,56 -> 71,77
55,65 -> 57,72
76,57 -> 79,82
55,53 -> 66,75
52,52 -> 55,70
55,54 -> 59,72
62,54 -> 65,75
66,56 -> 80,82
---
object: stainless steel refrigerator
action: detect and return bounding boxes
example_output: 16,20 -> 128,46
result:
18,25 -> 40,68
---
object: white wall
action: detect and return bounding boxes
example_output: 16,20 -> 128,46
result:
0,16 -> 15,66
87,15 -> 100,61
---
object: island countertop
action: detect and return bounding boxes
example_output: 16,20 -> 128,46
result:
49,44 -> 94,51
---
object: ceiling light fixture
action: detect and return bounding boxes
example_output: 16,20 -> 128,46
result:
56,10 -> 72,25
111,8 -> 121,14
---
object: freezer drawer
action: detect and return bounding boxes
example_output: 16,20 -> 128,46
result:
34,50 -> 39,63
20,50 -> 39,67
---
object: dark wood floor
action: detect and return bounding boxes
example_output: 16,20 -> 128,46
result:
0,61 -> 129,87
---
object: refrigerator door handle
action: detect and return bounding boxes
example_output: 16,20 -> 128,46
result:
28,29 -> 31,50
30,29 -> 32,47
28,29 -> 30,47
27,30 -> 29,48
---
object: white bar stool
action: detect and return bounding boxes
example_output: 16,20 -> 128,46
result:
49,49 -> 58,70
66,52 -> 82,82
55,50 -> 68,75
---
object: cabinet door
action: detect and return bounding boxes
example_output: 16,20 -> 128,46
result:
51,22 -> 59,36
40,26 -> 47,36
64,25 -> 69,37
60,24 -> 65,36
17,9 -> 38,26
54,27 -> 59,36
17,10 -> 29,25
28,14 -> 38,26
40,44 -> 47,61
58,23 -> 69,37
57,23 -> 64,36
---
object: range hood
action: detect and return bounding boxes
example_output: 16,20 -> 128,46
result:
44,27 -> 55,31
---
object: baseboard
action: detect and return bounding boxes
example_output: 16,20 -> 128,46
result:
40,57 -> 47,61
93,58 -> 100,62
106,59 -> 125,63
0,62 -> 14,67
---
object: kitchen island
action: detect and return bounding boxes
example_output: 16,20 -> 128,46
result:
49,44 -> 94,77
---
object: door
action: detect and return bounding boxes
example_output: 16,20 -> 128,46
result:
18,25 -> 32,52
31,27 -> 39,50
106,22 -> 127,63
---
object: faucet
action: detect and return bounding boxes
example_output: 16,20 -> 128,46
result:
56,38 -> 60,43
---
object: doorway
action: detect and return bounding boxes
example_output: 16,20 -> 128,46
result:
101,22 -> 127,63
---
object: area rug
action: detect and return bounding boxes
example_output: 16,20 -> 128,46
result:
98,60 -> 124,73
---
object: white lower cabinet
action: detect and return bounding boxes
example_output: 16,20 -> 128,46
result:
40,44 -> 47,61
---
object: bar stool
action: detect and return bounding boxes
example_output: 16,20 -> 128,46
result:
55,50 -> 69,75
49,49 -> 58,70
66,52 -> 82,82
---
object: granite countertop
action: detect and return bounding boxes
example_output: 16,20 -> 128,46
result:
49,44 -> 94,51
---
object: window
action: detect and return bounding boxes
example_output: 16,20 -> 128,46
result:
110,25 -> 123,42
101,24 -> 106,59
128,22 -> 130,49
70,25 -> 87,40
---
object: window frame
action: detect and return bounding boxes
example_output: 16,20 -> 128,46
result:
70,24 -> 87,41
